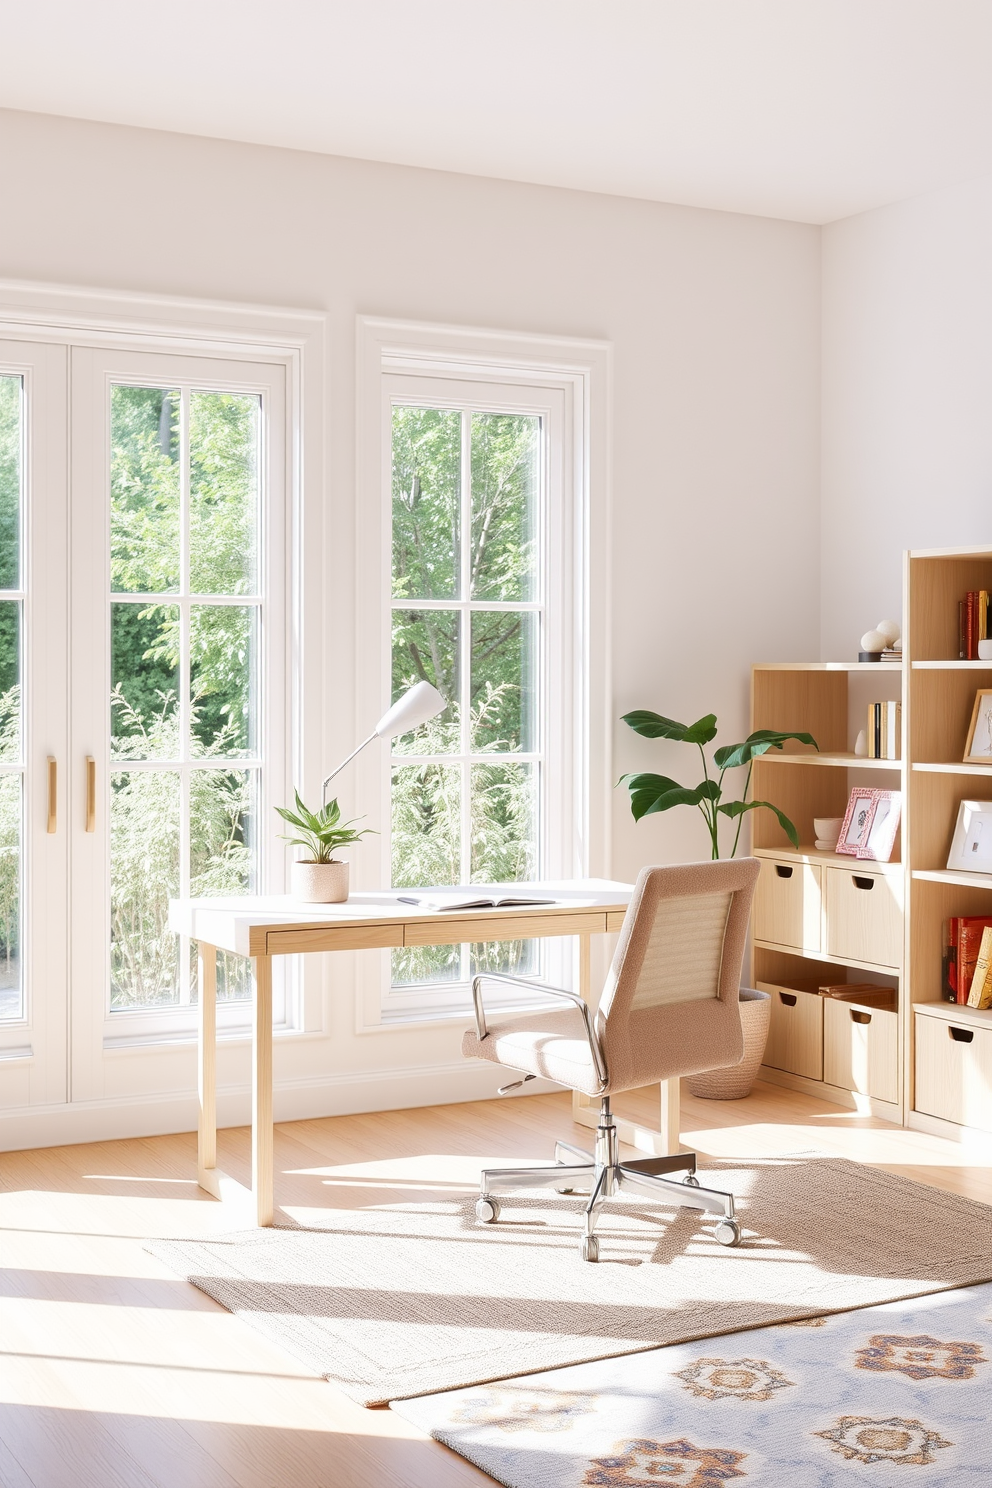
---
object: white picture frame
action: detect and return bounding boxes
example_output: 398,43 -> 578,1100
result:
858,789 -> 901,863
946,799 -> 992,874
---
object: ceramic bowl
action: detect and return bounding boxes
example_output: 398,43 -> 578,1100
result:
813,816 -> 843,840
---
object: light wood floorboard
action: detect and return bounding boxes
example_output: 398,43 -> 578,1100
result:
1,1080 -> 989,1487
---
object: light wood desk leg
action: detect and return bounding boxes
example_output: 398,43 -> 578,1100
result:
252,952 -> 274,1226
571,933 -> 599,1131
197,943 -> 217,1186
659,1077 -> 680,1156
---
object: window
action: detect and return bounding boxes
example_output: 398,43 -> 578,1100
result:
389,403 -> 543,990
108,384 -> 261,1010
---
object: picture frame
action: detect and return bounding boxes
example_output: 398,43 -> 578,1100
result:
963,689 -> 992,764
946,799 -> 992,874
836,787 -> 878,856
857,789 -> 901,862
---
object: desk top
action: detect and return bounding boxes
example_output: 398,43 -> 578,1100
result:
169,879 -> 633,957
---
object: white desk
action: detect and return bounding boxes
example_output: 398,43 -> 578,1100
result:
170,879 -> 679,1225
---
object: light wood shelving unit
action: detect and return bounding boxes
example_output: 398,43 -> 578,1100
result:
749,543 -> 992,1142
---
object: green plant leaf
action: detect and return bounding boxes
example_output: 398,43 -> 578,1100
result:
628,777 -> 718,820
621,710 -> 690,740
681,713 -> 718,744
713,730 -> 818,770
717,797 -> 800,848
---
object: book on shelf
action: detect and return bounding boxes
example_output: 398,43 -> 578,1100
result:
959,589 -> 989,660
396,891 -> 554,912
966,925 -> 992,1009
866,700 -> 900,759
818,981 -> 897,1009
942,915 -> 992,1003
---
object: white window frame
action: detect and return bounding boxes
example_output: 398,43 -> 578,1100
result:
354,318 -> 612,1030
0,280 -> 328,1131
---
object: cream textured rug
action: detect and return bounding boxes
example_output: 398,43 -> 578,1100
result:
147,1157 -> 992,1407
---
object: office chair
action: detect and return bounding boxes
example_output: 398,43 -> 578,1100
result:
462,858 -> 760,1260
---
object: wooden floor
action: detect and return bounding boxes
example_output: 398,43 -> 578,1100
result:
2,1080 -> 990,1487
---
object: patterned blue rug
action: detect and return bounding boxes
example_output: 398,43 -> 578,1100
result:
391,1281 -> 992,1486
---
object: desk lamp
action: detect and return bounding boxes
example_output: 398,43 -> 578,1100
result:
321,680 -> 446,807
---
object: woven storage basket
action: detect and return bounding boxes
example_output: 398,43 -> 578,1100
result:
686,987 -> 771,1100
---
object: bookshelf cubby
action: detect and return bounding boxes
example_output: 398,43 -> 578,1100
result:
749,545 -> 992,1141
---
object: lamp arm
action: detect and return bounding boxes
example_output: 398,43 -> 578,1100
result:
321,732 -> 378,809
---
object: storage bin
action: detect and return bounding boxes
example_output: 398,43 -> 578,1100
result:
753,859 -> 821,953
756,980 -> 823,1080
823,866 -> 902,968
823,995 -> 898,1103
915,1012 -> 992,1133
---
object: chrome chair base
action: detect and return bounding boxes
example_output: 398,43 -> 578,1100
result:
475,1098 -> 741,1261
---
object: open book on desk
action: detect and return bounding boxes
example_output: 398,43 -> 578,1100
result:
396,891 -> 554,912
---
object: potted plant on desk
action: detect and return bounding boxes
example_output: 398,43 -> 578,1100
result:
619,708 -> 819,1098
276,791 -> 375,903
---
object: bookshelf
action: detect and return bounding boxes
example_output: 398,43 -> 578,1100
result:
904,544 -> 992,1142
749,661 -> 904,1120
749,543 -> 992,1141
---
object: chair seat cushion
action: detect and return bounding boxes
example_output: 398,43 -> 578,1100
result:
461,1007 -> 602,1096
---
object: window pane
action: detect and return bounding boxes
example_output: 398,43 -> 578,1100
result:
110,386 -> 180,594
189,769 -> 255,1002
471,412 -> 539,601
111,603 -> 179,760
0,603 -> 20,762
189,391 -> 260,596
110,770 -> 180,1009
391,609 -> 460,753
0,773 -> 21,1019
391,762 -> 461,886
470,611 -> 537,752
470,761 -> 537,882
392,406 -> 460,600
0,375 -> 21,591
191,605 -> 256,757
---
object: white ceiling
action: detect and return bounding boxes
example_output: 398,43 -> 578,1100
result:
1,0 -> 991,224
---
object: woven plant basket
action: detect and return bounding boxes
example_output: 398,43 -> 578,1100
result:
686,987 -> 771,1100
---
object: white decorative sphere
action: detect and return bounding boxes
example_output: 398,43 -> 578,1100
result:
875,619 -> 900,646
860,629 -> 887,652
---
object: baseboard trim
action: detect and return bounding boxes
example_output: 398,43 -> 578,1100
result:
0,1062 -> 562,1152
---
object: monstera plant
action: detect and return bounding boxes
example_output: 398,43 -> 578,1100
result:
619,710 -> 818,859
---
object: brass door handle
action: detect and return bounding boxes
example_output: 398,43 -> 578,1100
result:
86,756 -> 96,832
47,756 -> 57,833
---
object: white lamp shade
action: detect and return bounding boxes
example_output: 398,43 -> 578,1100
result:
374,680 -> 446,739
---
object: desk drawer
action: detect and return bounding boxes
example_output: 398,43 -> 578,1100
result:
757,981 -> 823,1080
824,867 -> 902,968
754,859 -> 821,953
824,997 -> 898,1103
915,1013 -> 992,1132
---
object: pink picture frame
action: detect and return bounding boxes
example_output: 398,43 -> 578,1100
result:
857,789 -> 902,862
835,787 -> 878,856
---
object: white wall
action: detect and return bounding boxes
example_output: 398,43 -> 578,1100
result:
821,171 -> 992,658
0,108 -> 821,1132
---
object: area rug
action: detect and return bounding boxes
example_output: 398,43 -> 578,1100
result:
391,1281 -> 992,1487
146,1157 -> 992,1407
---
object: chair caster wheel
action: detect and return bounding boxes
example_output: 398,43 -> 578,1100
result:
714,1219 -> 741,1247
556,1186 -> 575,1194
683,1173 -> 700,1187
475,1197 -> 500,1223
580,1235 -> 599,1262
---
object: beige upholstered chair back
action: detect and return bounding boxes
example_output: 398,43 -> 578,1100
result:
594,858 -> 760,1094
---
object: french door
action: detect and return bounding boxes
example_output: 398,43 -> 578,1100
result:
0,339 -> 288,1113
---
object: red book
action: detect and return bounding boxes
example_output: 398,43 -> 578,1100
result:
966,591 -> 978,660
956,916 -> 992,1004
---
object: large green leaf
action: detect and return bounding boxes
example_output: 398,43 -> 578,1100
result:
621,710 -> 718,745
717,797 -> 800,848
713,729 -> 818,771
626,774 -> 719,821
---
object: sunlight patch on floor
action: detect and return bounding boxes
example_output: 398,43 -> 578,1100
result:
683,1121 -> 989,1167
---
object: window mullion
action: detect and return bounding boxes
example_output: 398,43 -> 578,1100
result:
459,410 -> 472,893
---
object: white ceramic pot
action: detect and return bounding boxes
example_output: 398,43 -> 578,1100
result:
685,988 -> 771,1100
291,859 -> 349,903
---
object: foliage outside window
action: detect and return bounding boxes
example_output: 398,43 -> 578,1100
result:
389,405 -> 543,989
0,375 -> 21,1021
109,384 -> 261,1011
